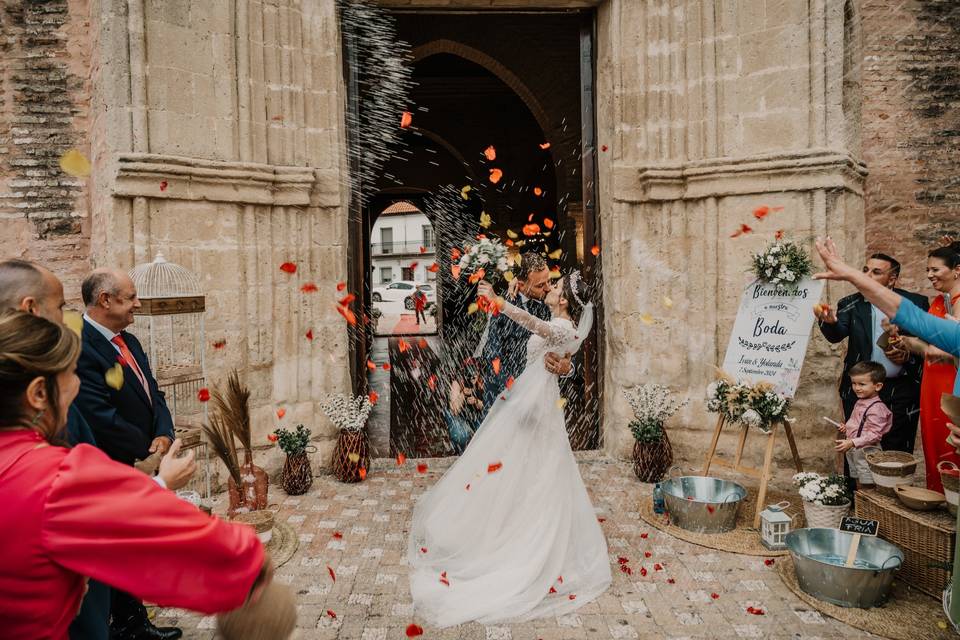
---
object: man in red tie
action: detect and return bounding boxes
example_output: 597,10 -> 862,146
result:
76,268 -> 181,640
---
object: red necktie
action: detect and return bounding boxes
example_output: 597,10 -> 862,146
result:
112,335 -> 151,401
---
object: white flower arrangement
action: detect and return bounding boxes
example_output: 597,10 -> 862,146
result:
706,376 -> 791,433
459,236 -> 510,281
750,240 -> 812,286
624,384 -> 688,443
320,393 -> 373,433
792,472 -> 850,507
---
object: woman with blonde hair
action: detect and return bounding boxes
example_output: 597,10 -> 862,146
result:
0,312 -> 272,639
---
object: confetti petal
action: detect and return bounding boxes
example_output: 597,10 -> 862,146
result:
591,245 -> 600,256
396,453 -> 406,465
59,149 -> 91,177
332,532 -> 343,539
368,391 -> 379,404
479,211 -> 492,228
276,408 -> 286,419
640,313 -> 654,325
489,168 -> 503,184
267,433 -> 278,443
367,360 -> 377,371
328,566 -> 336,581
400,111 -> 413,128
417,463 -> 428,474
359,467 -> 367,480
460,185 -> 472,200
279,262 -> 297,274
336,281 -> 347,291
492,357 -> 501,375
483,145 -> 496,161
405,624 -> 423,638
505,376 -> 515,390
522,223 -> 540,236
212,339 -> 227,349
337,305 -> 357,325
300,282 -> 318,293
601,144 -> 608,152
398,338 -> 409,353
533,187 -> 543,196
197,387 -> 210,402
305,329 -> 314,340
662,296 -> 673,308
539,142 -> 551,149
556,397 -> 568,409
427,262 -> 439,273
326,609 -> 337,619
487,461 -> 503,473
548,248 -> 562,260
451,264 -> 462,280
159,180 -> 168,191
348,452 -> 360,463
105,363 -> 124,390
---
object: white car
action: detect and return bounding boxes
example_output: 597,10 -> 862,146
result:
371,281 -> 436,310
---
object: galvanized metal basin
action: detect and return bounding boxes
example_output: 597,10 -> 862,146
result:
661,476 -> 746,534
786,528 -> 903,608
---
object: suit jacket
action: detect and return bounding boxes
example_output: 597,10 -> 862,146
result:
818,288 -> 930,403
75,319 -> 175,465
479,295 -> 551,412
66,404 -> 97,447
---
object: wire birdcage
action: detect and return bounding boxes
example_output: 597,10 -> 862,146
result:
128,252 -> 211,500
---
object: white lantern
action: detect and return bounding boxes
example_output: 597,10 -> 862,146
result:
760,501 -> 792,550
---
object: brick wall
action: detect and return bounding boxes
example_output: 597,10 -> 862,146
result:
861,0 -> 960,293
0,0 -> 90,304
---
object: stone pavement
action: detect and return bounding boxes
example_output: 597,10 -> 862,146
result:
157,453 -> 873,639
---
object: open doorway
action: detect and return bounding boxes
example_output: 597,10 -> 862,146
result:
345,9 -> 602,458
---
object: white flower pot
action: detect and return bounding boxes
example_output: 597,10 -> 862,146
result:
802,500 -> 850,529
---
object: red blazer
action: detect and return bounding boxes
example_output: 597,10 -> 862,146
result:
0,430 -> 264,640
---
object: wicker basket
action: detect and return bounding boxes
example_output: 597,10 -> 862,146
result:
802,500 -> 850,529
232,509 -> 275,543
866,451 -> 917,497
332,428 -> 369,483
855,488 -> 955,598
632,435 -> 673,483
939,461 -> 959,516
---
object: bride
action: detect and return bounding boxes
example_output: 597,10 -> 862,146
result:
407,270 -> 611,628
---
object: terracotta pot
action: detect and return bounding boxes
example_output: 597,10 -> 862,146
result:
632,433 -> 673,483
228,454 -> 269,516
281,450 -> 313,495
333,428 -> 369,483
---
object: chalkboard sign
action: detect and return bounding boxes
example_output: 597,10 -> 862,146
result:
840,516 -> 879,537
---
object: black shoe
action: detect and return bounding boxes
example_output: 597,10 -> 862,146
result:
111,619 -> 183,640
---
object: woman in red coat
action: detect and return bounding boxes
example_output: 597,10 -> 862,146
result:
0,311 -> 271,640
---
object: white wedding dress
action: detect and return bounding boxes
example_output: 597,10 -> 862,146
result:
407,301 -> 611,628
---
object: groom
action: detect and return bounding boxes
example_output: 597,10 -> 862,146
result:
477,252 -> 573,421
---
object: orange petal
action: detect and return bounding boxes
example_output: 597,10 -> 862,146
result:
489,168 -> 503,184
336,281 -> 347,291
339,293 -> 356,306
337,305 -> 357,325
276,408 -> 286,419
396,453 -> 406,465
367,360 -> 376,371
305,329 -> 314,340
368,391 -> 379,404
418,338 -> 428,348
505,376 -> 515,390
400,111 -> 413,128
398,338 -> 409,353
488,461 -> 503,473
539,142 -> 551,149
543,218 -> 554,229
427,263 -> 439,273
591,245 -> 600,256
483,145 -> 496,161
359,467 -> 367,480
451,264 -> 462,280
492,357 -> 501,375
533,187 -> 543,196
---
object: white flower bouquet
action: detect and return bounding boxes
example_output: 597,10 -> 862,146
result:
459,236 -> 510,283
320,393 -> 373,433
706,376 -> 791,433
750,240 -> 812,286
793,472 -> 850,506
624,384 -> 688,443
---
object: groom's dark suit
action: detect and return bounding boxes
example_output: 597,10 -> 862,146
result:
478,293 -> 551,420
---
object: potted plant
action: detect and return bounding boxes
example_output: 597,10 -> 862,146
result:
321,393 -> 374,483
624,384 -> 687,482
272,424 -> 313,495
793,472 -> 852,529
202,371 -> 268,516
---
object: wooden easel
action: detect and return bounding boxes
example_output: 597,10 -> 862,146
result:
701,415 -> 804,528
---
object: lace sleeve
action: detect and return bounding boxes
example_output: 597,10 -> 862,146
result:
500,300 -> 574,346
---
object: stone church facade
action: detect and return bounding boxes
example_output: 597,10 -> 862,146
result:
1,0 -> 957,480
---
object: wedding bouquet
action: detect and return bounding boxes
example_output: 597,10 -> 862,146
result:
793,472 -> 851,506
319,393 -> 373,433
624,384 -> 688,443
750,240 -> 812,286
706,377 -> 790,433
458,236 -> 511,283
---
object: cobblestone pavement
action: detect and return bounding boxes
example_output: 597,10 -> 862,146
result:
157,453 -> 873,639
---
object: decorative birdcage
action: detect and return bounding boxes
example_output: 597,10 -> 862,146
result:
128,252 -> 211,500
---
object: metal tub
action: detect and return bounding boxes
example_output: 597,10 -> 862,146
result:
786,528 -> 903,608
661,476 -> 746,534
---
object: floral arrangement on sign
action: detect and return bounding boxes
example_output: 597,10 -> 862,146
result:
624,384 -> 688,443
271,424 -> 311,456
706,376 -> 790,433
793,472 -> 851,506
319,394 -> 374,433
750,240 -> 812,286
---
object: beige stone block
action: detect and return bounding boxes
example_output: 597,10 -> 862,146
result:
739,110 -> 806,153
737,0 -> 767,35
764,0 -> 809,29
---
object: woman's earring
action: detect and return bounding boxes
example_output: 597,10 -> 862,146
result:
29,409 -> 45,426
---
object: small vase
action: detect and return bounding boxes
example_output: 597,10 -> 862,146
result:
333,428 -> 369,483
802,499 -> 850,529
632,433 -> 673,483
228,453 -> 269,516
281,450 -> 313,495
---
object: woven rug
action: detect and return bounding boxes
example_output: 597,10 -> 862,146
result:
777,555 -> 953,639
638,486 -> 804,556
265,521 -> 299,569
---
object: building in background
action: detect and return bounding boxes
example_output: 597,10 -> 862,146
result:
370,201 -> 436,286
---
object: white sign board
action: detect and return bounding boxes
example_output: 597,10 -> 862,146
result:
721,277 -> 825,397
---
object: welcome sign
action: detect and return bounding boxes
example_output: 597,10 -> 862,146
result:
721,277 -> 824,397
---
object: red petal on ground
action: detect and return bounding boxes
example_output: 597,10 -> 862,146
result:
396,453 -> 406,465
417,463 -> 428,474
549,586 -> 557,594
405,624 -> 423,637
300,282 -> 319,293
326,609 -> 336,619
487,461 -> 503,473
440,577 -> 450,586
597,517 -> 606,523
753,205 -> 770,220
328,566 -> 336,582
382,363 -> 391,371
775,229 -> 785,240
706,505 -> 716,514
654,563 -> 663,571
428,374 -> 437,390
558,575 -> 563,583
465,483 -> 471,490
710,592 -> 720,599
419,246 -> 427,254
418,338 -> 428,348
522,223 -> 541,236
212,339 -> 226,349
568,594 -> 576,600
276,408 -> 286,419
764,558 -> 775,566
267,433 -> 278,442
601,145 -> 608,152
305,329 -> 314,340
332,531 -> 343,539
617,556 -> 629,564
451,248 -> 462,261
279,262 -> 297,274
640,533 -> 648,539
339,293 -> 356,306
667,578 -> 676,584
640,567 -> 648,577
367,360 -> 376,371
451,264 -> 462,280
160,180 -> 168,191
543,218 -> 554,229
420,547 -> 428,554
533,187 -> 543,196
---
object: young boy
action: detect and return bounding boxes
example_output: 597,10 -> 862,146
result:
835,361 -> 893,489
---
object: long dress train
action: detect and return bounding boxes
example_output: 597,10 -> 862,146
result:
407,302 -> 611,628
